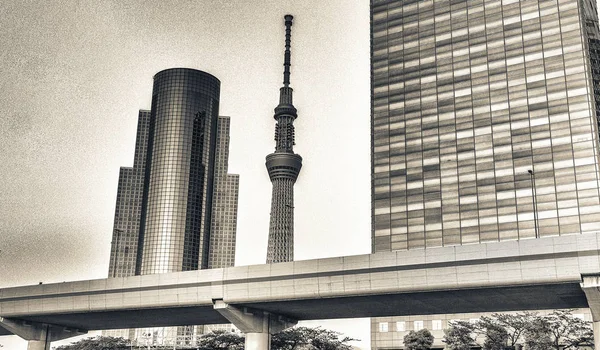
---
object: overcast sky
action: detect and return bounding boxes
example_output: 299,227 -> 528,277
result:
0,0 -> 372,348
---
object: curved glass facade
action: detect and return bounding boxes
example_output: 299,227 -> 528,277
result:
139,68 -> 220,274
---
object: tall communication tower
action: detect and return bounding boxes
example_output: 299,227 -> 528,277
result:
265,15 -> 302,263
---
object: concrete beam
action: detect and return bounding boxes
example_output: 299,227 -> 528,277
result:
213,299 -> 296,350
0,317 -> 86,350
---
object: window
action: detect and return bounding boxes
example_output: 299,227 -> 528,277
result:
396,321 -> 406,332
432,320 -> 443,330
414,321 -> 424,331
379,322 -> 389,332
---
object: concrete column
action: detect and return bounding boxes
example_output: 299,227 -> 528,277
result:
213,299 -> 296,350
594,321 -> 600,350
27,340 -> 50,350
581,275 -> 600,350
245,332 -> 270,350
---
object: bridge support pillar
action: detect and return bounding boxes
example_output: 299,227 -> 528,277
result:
27,340 -> 50,350
594,322 -> 600,350
0,317 -> 86,350
245,332 -> 270,349
581,275 -> 600,350
213,299 -> 297,350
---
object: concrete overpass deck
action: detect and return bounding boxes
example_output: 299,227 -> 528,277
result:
1,233 -> 600,337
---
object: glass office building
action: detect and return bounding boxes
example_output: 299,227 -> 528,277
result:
105,69 -> 239,346
371,0 -> 600,348
108,110 -> 151,278
208,116 -> 240,269
140,68 -> 221,274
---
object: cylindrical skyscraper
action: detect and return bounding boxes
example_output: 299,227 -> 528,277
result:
266,15 -> 302,263
106,68 -> 239,346
138,68 -> 220,274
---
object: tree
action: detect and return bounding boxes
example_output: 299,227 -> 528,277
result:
198,330 -> 244,350
522,310 -> 594,350
544,310 -> 594,350
198,326 -> 356,350
562,314 -> 594,350
309,328 -> 356,350
271,326 -> 356,350
474,312 -> 536,350
523,315 -> 553,350
54,335 -> 130,350
403,329 -> 434,350
477,316 -> 508,350
492,312 -> 533,349
443,320 -> 477,350
271,327 -> 314,350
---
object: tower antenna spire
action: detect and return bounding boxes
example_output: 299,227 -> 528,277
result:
283,14 -> 293,87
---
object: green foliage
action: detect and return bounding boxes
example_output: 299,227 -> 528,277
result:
403,329 -> 434,350
443,310 -> 596,350
53,327 -> 356,350
523,315 -> 553,350
198,326 -> 356,350
522,310 -> 594,350
198,329 -> 244,350
271,326 -> 356,350
458,309 -> 596,350
443,320 -> 477,350
492,312 -> 533,347
308,327 -> 356,350
562,314 -> 594,350
271,327 -> 313,350
477,317 -> 509,350
53,335 -> 130,350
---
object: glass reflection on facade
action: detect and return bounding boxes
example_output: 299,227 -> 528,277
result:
371,0 -> 600,348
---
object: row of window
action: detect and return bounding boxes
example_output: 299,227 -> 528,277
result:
378,320 -> 442,332
374,79 -> 588,110
374,23 -> 579,51
372,0 -> 573,14
377,314 -> 587,333
153,84 -> 218,98
374,27 -> 582,64
373,6 -> 580,38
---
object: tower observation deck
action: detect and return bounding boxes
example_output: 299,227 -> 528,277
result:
266,15 -> 302,263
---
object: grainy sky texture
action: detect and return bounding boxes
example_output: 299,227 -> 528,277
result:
0,0 -> 371,348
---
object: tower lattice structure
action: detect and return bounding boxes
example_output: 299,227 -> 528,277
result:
266,15 -> 302,263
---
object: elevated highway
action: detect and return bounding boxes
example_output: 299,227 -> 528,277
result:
2,233 -> 600,349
